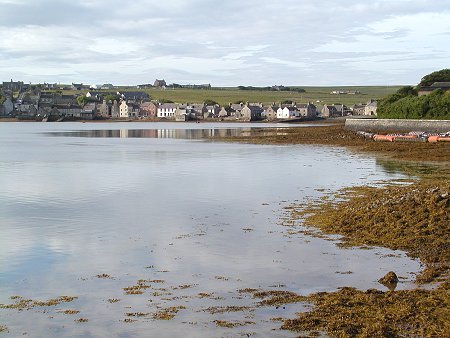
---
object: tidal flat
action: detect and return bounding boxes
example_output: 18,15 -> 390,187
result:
0,122 -> 448,337
211,121 -> 450,336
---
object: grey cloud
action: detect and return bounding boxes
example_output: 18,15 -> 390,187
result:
0,0 -> 449,85
0,0 -> 98,26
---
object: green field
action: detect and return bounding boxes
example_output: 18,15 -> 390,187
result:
47,86 -> 402,107
144,86 -> 401,106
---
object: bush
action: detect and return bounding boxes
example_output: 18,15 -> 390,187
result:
377,71 -> 450,119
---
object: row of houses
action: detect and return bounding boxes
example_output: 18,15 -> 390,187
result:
1,91 -> 378,120
1,79 -> 378,120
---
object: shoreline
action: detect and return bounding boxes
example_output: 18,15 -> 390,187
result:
210,122 -> 449,336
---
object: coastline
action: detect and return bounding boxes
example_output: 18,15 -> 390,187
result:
210,122 -> 449,336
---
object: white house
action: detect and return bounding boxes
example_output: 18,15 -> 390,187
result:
276,105 -> 299,119
157,103 -> 177,118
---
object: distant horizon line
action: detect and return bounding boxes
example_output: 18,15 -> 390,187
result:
1,80 -> 407,88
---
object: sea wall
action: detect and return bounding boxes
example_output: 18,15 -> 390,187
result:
345,119 -> 450,133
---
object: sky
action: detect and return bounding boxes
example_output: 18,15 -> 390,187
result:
0,0 -> 449,86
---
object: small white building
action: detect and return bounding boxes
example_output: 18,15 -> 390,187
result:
157,103 -> 177,118
276,106 -> 299,119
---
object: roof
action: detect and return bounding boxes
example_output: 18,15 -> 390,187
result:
431,82 -> 450,87
119,91 -> 149,99
54,104 -> 82,109
140,101 -> 157,107
159,103 -> 177,109
246,105 -> 264,112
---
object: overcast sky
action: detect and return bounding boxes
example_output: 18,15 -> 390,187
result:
0,0 -> 449,86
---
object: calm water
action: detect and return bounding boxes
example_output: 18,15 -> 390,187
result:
0,122 -> 421,337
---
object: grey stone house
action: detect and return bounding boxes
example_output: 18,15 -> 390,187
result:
296,103 -> 317,118
264,104 -> 279,121
241,104 -> 264,121
320,105 -> 339,117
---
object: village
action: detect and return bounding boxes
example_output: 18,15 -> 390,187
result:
0,79 -> 380,122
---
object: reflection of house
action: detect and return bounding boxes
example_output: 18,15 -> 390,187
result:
418,82 -> 450,96
364,100 -> 377,116
157,103 -> 177,118
241,104 -> 264,121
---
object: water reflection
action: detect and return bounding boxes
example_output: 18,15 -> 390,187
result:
0,123 -> 422,337
45,128 -> 287,139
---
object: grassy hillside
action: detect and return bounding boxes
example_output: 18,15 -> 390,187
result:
49,86 -> 401,106
144,86 -> 401,106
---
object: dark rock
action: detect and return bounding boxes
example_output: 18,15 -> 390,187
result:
378,271 -> 399,286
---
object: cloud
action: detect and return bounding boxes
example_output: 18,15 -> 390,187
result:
0,0 -> 449,85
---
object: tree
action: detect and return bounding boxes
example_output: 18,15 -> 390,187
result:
418,69 -> 450,87
378,87 -> 450,120
76,95 -> 88,106
396,86 -> 418,97
104,94 -> 119,102
0,92 -> 5,105
204,99 -> 218,106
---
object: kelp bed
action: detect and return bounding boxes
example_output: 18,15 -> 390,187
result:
281,178 -> 450,336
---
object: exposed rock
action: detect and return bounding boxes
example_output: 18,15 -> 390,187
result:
378,271 -> 399,286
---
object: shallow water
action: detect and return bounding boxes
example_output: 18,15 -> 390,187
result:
0,122 -> 421,337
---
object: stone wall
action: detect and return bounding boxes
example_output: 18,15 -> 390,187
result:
345,119 -> 450,133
